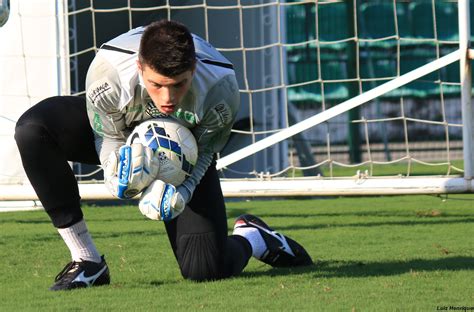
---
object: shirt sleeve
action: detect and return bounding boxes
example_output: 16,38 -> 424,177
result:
85,54 -> 129,166
177,74 -> 240,203
192,74 -> 240,154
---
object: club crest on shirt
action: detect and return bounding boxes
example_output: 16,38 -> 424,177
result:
211,102 -> 232,127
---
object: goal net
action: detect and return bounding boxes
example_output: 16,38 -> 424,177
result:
1,0 -> 473,202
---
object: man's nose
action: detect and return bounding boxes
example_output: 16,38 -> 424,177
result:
161,87 -> 174,104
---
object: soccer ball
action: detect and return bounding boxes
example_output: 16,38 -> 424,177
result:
126,118 -> 198,186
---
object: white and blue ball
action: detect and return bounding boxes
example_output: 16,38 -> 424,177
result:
126,118 -> 198,186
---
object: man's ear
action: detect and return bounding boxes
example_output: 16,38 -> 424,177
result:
137,60 -> 143,72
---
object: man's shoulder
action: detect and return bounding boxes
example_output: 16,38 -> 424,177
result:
192,34 -> 234,72
101,27 -> 144,54
86,52 -> 138,110
191,36 -> 237,103
86,28 -> 144,109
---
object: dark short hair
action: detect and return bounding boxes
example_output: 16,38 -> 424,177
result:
139,20 -> 196,77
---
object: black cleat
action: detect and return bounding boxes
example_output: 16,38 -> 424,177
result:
234,214 -> 313,267
49,256 -> 110,291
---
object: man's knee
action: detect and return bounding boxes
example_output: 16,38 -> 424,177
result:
14,122 -> 44,149
14,97 -> 60,148
176,232 -> 222,281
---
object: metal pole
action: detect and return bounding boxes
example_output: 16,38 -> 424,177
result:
55,0 -> 70,96
459,0 -> 474,180
346,0 -> 362,163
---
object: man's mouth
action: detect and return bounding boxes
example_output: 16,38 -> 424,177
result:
160,105 -> 176,114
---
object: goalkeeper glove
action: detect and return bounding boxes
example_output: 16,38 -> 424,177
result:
138,180 -> 186,221
104,143 -> 159,199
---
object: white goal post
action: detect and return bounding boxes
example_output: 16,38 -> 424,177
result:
0,0 -> 473,204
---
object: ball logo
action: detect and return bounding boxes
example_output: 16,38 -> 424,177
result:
126,118 -> 198,186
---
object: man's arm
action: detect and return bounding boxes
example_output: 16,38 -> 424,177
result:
86,54 -> 158,199
139,74 -> 239,220
85,53 -> 128,166
179,74 -> 240,203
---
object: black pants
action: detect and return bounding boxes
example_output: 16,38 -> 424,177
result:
14,96 -> 251,281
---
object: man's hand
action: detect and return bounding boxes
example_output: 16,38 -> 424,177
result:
104,143 -> 159,199
139,180 -> 186,221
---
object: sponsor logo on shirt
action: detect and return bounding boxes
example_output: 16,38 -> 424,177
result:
93,112 -> 103,135
88,81 -> 113,105
174,108 -> 197,125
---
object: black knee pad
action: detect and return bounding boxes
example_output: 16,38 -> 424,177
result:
15,122 -> 43,149
176,232 -> 222,282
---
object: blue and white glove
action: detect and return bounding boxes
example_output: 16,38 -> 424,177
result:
104,143 -> 159,199
139,180 -> 186,221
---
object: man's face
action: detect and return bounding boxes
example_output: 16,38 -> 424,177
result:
138,62 -> 194,115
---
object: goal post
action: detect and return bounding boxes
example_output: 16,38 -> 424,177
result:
459,0 -> 474,180
0,0 -> 473,204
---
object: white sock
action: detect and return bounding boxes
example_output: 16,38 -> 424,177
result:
57,219 -> 101,263
233,226 -> 267,259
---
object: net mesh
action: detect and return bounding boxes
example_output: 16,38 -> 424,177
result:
65,0 -> 465,183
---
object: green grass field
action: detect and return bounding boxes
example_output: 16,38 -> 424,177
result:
1,195 -> 474,311
291,159 -> 465,178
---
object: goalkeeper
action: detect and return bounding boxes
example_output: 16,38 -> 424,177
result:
14,20 -> 312,291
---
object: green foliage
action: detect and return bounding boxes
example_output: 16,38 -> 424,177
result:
1,195 -> 474,310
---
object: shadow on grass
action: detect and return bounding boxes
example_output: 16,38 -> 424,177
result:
226,207 -> 257,219
254,212 -> 474,219
237,256 -> 474,279
90,230 -> 167,239
0,216 -> 146,224
240,262 -> 318,278
314,256 -> 474,278
149,280 -> 183,287
241,217 -> 474,232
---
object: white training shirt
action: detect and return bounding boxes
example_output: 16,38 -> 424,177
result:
85,26 -> 240,202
